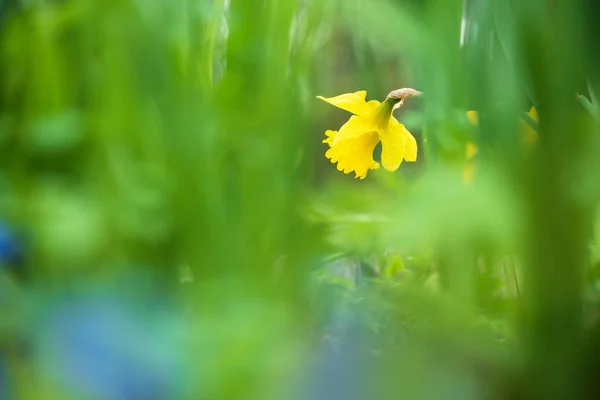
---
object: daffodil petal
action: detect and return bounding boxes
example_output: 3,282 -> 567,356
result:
404,131 -> 418,162
324,131 -> 380,179
317,91 -> 380,116
379,122 -> 407,172
334,101 -> 394,143
391,118 -> 417,162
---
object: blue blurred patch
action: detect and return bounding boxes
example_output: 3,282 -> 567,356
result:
301,311 -> 370,400
38,296 -> 184,400
0,222 -> 21,264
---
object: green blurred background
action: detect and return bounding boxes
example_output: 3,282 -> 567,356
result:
1,0 -> 600,399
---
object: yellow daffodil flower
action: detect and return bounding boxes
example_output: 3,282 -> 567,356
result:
463,107 -> 539,182
317,90 -> 417,179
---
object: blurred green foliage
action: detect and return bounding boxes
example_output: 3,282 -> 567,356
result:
1,0 -> 600,399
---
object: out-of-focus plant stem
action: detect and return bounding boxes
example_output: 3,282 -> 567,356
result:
200,0 -> 226,92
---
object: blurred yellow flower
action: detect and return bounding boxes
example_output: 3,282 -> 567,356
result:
463,107 -> 539,182
462,142 -> 479,183
466,110 -> 479,126
317,91 -> 417,179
